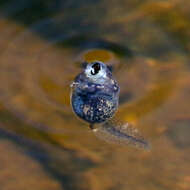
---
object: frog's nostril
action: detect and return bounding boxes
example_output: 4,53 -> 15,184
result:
91,62 -> 101,75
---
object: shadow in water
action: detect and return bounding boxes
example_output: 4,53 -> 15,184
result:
0,127 -> 96,190
0,0 -> 133,58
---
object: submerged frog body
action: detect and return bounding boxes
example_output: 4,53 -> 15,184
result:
71,61 -> 119,124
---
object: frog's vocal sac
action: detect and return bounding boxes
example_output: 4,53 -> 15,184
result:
71,61 -> 120,124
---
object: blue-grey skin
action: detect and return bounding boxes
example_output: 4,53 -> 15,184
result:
71,61 -> 120,126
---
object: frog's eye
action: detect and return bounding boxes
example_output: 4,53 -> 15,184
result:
90,62 -> 101,75
85,61 -> 107,80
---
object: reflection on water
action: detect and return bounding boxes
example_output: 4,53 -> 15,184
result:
0,0 -> 190,189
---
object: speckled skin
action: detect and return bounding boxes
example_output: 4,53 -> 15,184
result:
71,61 -> 120,124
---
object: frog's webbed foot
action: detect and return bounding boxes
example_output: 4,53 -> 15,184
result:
92,119 -> 151,150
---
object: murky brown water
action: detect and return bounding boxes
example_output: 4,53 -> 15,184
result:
0,0 -> 190,189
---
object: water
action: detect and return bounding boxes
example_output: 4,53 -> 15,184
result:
0,0 -> 190,190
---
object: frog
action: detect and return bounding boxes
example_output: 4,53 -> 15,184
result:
70,61 -> 150,150
71,61 -> 119,128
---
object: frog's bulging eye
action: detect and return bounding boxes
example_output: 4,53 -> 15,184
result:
91,62 -> 101,75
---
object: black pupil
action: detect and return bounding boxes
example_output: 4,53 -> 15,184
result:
91,62 -> 101,75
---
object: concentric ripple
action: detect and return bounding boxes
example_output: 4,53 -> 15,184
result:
0,16 -> 187,137
0,1 -> 190,190
0,0 -> 188,139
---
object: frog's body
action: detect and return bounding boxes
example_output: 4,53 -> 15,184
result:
70,61 -> 150,149
71,61 -> 119,124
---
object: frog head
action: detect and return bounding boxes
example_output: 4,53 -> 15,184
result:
84,61 -> 112,84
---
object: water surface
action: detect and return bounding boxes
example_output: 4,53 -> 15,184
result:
0,0 -> 190,190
